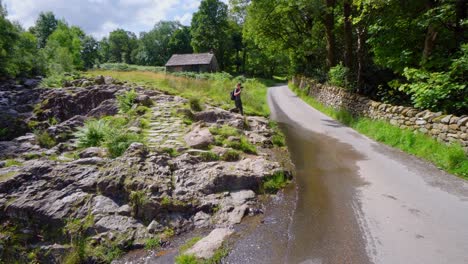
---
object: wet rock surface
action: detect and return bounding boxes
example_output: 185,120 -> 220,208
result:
0,76 -> 290,263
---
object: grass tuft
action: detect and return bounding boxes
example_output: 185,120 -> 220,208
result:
262,171 -> 290,193
220,149 -> 241,161
145,237 -> 161,250
4,159 -> 23,167
35,130 -> 57,148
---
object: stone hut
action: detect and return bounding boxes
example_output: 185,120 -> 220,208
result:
165,52 -> 219,73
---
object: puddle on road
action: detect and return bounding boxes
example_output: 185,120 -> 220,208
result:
228,102 -> 372,263
281,122 -> 370,264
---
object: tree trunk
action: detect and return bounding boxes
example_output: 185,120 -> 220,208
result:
455,0 -> 467,47
356,25 -> 368,92
422,0 -> 438,64
324,0 -> 336,69
343,0 -> 353,71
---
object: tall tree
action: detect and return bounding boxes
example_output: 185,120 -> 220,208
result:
107,29 -> 138,63
0,1 -> 19,77
324,0 -> 336,68
42,22 -> 85,73
135,21 -> 181,66
343,0 -> 354,72
168,26 -> 193,55
81,35 -> 99,69
33,11 -> 58,48
191,0 -> 229,69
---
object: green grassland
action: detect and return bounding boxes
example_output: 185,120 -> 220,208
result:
86,70 -> 271,117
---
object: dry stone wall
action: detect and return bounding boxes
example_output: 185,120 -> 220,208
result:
292,76 -> 468,153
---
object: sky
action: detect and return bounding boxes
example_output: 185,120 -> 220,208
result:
3,0 -> 229,39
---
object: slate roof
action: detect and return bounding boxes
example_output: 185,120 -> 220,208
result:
165,53 -> 215,66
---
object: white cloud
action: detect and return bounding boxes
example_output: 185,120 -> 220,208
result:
2,0 -> 229,39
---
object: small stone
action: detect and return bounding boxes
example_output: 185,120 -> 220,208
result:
415,119 -> 427,125
457,117 -> 468,126
440,115 -> 453,124
186,228 -> 234,259
147,220 -> 164,234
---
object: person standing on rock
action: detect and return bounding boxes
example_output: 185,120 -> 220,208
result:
233,82 -> 244,116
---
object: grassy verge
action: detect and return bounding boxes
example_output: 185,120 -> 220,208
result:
290,84 -> 468,179
85,70 -> 270,116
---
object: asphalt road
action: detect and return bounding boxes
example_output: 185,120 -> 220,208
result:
267,85 -> 468,264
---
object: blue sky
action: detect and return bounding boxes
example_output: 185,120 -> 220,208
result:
4,0 -> 229,39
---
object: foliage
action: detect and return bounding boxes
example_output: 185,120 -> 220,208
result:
129,190 -> 147,217
104,130 -> 142,158
191,0 -> 229,69
75,119 -> 110,148
262,171 -> 290,193
117,89 -> 138,113
291,83 -> 468,179
39,73 -> 74,88
75,116 -> 142,158
42,22 -> 85,74
32,11 -> 58,48
106,29 -> 138,64
134,21 -> 183,66
396,44 -> 468,114
328,63 -> 351,89
35,130 -> 57,148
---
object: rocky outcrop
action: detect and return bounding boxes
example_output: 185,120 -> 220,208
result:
0,76 -> 291,263
293,75 -> 468,152
184,124 -> 215,149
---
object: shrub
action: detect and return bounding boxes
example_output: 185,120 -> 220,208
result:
271,134 -> 285,147
129,191 -> 147,217
39,73 -> 73,88
75,119 -> 110,148
328,63 -> 350,89
221,149 -> 240,161
262,171 -> 290,193
104,130 -> 142,158
35,130 -> 56,148
145,237 -> 161,250
117,89 -> 138,113
189,98 -> 203,112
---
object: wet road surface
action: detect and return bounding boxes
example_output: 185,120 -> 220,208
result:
234,85 -> 468,264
